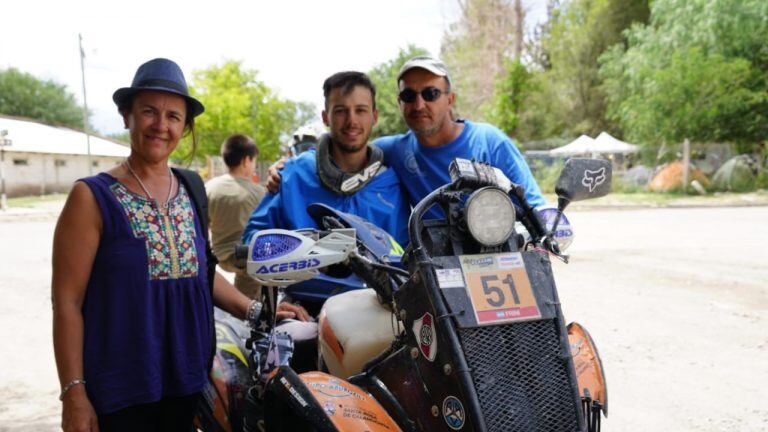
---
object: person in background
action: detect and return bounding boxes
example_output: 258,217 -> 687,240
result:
51,58 -> 306,432
290,124 -> 321,156
206,134 -> 266,298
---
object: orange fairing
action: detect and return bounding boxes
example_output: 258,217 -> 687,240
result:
568,322 -> 608,415
318,309 -> 345,362
300,371 -> 402,432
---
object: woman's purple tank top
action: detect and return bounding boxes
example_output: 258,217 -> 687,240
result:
80,173 -> 212,414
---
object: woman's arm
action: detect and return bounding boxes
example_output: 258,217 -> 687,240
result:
52,182 -> 102,431
211,272 -> 310,322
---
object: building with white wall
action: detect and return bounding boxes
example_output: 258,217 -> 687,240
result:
0,115 -> 129,197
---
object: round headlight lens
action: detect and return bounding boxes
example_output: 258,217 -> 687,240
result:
466,187 -> 516,247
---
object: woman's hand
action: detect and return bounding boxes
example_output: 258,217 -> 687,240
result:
62,386 -> 99,432
276,302 -> 311,322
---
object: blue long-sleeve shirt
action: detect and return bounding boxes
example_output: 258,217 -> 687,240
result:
242,149 -> 410,247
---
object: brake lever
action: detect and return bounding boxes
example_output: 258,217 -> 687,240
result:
540,236 -> 569,263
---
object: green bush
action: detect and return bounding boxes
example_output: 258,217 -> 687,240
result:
531,161 -> 565,194
612,175 -> 645,193
755,169 -> 768,190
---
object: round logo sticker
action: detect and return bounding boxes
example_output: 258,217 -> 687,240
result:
442,396 -> 465,430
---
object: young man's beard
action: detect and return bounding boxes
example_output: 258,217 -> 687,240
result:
330,130 -> 371,154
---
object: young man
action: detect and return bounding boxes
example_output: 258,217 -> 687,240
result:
242,72 -> 410,372
206,134 -> 266,298
243,71 -> 409,249
373,55 -> 545,213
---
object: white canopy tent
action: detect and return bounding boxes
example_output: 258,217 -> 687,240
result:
593,132 -> 639,154
549,135 -> 596,155
549,132 -> 638,156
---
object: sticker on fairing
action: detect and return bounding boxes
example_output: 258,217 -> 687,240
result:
412,312 -> 437,361
435,268 -> 465,288
443,396 -> 465,430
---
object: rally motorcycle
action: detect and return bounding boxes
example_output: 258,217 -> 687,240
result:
196,158 -> 610,431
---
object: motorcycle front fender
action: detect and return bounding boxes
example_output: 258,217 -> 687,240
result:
265,367 -> 402,432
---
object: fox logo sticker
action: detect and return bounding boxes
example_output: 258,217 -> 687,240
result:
582,167 -> 607,192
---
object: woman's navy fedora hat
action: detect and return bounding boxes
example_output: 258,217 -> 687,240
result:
113,58 -> 205,118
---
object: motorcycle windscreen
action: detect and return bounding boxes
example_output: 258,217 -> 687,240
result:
287,272 -> 366,304
568,322 -> 608,416
307,203 -> 404,262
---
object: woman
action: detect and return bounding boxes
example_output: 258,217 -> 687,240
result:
52,58 -> 308,432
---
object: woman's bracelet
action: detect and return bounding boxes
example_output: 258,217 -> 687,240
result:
59,379 -> 86,401
246,299 -> 263,323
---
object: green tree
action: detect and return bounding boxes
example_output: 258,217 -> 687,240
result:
367,45 -> 429,138
485,60 -> 532,135
176,60 -> 314,162
0,68 -> 87,129
599,0 -> 768,155
515,0 -> 649,142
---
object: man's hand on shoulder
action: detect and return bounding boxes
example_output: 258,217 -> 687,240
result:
266,157 -> 287,193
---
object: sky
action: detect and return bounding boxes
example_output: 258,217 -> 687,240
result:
1,0 -> 547,136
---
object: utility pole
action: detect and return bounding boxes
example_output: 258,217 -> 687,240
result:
0,129 -> 12,211
79,33 -> 93,175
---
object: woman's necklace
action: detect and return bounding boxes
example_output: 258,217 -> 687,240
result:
125,159 -> 174,213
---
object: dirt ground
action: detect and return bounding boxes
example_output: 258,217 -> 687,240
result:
0,202 -> 766,431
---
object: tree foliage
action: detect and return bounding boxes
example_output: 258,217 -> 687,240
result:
0,67 -> 87,129
367,45 -> 429,138
485,60 -> 532,135
511,0 -> 649,142
441,0 -> 523,121
175,60 -> 314,162
599,0 -> 768,153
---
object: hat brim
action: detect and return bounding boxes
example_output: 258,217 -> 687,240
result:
397,64 -> 450,84
113,86 -> 205,118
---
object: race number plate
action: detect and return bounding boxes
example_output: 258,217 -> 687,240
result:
459,253 -> 541,325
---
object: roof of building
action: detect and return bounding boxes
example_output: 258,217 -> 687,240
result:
0,115 -> 130,157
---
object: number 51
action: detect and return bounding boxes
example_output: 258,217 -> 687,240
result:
480,274 -> 519,307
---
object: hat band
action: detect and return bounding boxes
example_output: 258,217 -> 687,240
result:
136,78 -> 189,96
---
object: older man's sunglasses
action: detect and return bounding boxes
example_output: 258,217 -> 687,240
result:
399,87 -> 444,103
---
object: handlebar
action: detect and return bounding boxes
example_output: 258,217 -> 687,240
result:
407,178 -> 559,261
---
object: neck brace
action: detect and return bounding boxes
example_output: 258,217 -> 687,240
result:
316,133 -> 385,196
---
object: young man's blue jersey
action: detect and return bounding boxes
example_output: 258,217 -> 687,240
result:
374,120 -> 545,215
242,149 -> 410,247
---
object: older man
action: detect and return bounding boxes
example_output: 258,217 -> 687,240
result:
373,55 -> 545,213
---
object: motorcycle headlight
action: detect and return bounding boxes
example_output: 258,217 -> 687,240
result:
465,187 -> 515,247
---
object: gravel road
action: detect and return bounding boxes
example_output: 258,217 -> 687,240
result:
0,205 -> 766,431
